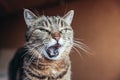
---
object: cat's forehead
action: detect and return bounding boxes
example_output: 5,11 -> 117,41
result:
46,16 -> 62,31
35,16 -> 68,30
44,16 -> 67,24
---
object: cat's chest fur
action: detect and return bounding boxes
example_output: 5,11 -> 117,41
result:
22,53 -> 71,80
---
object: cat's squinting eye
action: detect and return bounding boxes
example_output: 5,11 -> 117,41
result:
60,28 -> 71,33
33,28 -> 51,35
40,28 -> 51,34
33,29 -> 41,35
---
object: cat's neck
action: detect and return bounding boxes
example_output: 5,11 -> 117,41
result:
23,51 -> 71,79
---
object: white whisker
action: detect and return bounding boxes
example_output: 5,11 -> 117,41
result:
72,39 -> 91,59
22,43 -> 45,58
73,43 -> 88,53
72,47 -> 84,60
27,53 -> 36,65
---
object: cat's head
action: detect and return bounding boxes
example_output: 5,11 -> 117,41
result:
24,9 -> 74,60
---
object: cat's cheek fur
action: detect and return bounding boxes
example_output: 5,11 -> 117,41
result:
58,38 -> 64,45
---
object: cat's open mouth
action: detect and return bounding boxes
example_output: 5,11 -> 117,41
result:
46,43 -> 61,58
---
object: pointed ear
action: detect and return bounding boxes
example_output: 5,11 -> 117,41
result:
63,10 -> 74,25
24,9 -> 37,26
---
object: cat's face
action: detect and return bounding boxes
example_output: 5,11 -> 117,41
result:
24,9 -> 74,60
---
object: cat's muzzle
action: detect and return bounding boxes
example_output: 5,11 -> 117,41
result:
46,43 -> 61,58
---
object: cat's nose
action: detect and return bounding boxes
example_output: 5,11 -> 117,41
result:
52,32 -> 60,41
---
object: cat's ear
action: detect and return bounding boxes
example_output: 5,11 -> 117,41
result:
63,10 -> 74,25
24,9 -> 37,26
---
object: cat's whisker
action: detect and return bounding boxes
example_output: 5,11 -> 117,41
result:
74,42 -> 87,49
21,47 -> 33,58
24,42 -> 32,47
25,41 -> 48,66
36,46 -> 44,67
40,46 -> 44,53
21,49 -> 34,58
30,44 -> 43,50
72,39 -> 92,60
72,46 -> 84,60
21,50 -> 29,58
28,44 -> 46,66
74,40 -> 87,47
22,43 -> 45,58
28,53 -> 36,65
74,38 -> 83,41
74,40 -> 90,53
73,43 -> 88,53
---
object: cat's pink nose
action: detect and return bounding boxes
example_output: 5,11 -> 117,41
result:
52,32 -> 60,41
54,36 -> 60,41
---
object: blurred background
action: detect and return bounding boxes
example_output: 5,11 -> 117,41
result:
1,0 -> 120,80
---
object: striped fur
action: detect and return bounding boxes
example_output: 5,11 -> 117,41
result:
22,50 -> 71,80
9,9 -> 74,80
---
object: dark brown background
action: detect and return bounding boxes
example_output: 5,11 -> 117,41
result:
1,0 -> 120,80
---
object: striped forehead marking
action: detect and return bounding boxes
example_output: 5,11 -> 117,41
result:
32,16 -> 69,33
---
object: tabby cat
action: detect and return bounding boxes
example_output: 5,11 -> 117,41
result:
8,9 -> 82,80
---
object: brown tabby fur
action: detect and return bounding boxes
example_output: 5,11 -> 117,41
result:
22,50 -> 71,80
8,9 -> 76,80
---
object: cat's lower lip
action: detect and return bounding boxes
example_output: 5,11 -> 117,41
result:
46,44 -> 61,58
